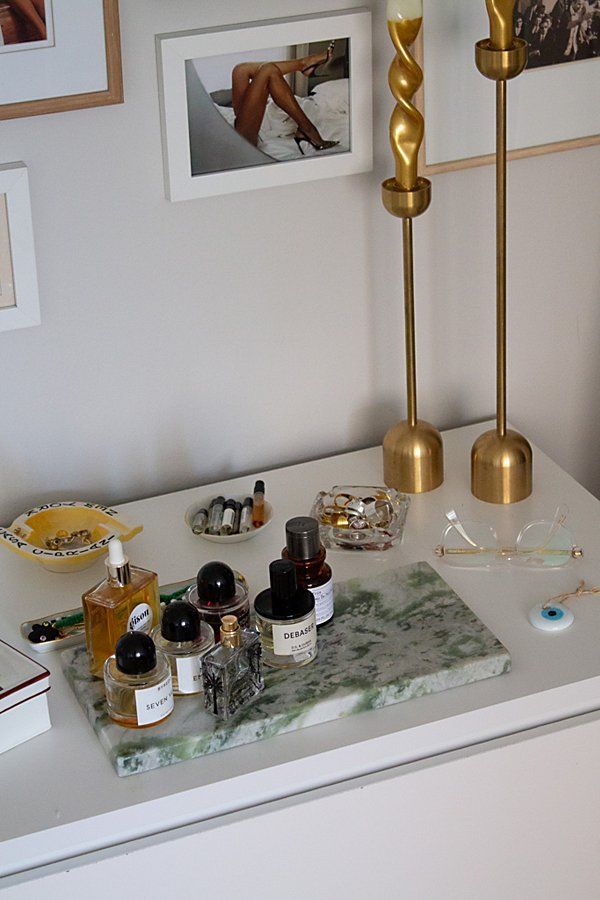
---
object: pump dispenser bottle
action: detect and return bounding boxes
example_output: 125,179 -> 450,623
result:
254,560 -> 317,669
82,538 -> 161,677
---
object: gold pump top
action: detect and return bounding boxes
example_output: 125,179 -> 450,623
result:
220,615 -> 241,649
485,0 -> 516,50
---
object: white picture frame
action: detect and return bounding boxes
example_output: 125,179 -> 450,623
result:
0,163 -> 40,332
417,0 -> 600,174
156,8 -> 372,201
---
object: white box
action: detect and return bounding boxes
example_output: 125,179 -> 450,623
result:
0,639 -> 51,754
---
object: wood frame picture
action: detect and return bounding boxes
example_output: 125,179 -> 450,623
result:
0,0 -> 122,120
0,163 -> 40,332
415,0 -> 600,175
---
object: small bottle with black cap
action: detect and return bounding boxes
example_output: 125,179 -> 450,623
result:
282,516 -> 334,627
254,559 -> 318,669
103,631 -> 173,728
153,601 -> 215,696
187,561 -> 250,640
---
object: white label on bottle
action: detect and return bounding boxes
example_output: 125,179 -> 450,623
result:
175,656 -> 204,694
135,675 -> 174,726
128,603 -> 152,632
272,613 -> 317,658
310,577 -> 334,625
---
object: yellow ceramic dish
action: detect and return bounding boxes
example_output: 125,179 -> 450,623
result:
1,501 -> 143,573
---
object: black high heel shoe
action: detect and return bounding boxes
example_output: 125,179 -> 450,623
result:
293,129 -> 340,155
300,41 -> 335,78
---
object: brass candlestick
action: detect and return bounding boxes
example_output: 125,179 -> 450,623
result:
382,0 -> 443,494
471,0 -> 532,504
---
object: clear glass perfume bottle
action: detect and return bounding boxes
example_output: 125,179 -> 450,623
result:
254,559 -> 317,669
83,538 -> 161,678
104,631 -> 174,729
152,600 -> 215,696
201,615 -> 263,721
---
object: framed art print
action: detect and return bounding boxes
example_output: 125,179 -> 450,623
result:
0,163 -> 40,332
416,0 -> 600,174
156,8 -> 372,201
0,0 -> 122,120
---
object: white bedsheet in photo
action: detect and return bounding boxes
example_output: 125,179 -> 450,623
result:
215,78 -> 350,163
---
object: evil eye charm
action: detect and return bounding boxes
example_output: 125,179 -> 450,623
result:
528,603 -> 574,632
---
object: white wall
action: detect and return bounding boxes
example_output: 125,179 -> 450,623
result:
0,0 -> 598,524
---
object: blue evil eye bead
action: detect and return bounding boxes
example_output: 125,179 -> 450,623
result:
528,603 -> 574,632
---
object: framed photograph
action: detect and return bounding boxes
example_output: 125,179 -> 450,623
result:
416,0 -> 600,174
0,163 -> 40,332
0,0 -> 122,120
156,8 -> 372,201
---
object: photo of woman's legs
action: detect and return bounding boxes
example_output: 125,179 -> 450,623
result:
232,46 -> 339,152
6,0 -> 46,40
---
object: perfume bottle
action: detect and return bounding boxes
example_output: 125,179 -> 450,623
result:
201,615 -> 264,721
152,600 -> 215,696
254,560 -> 317,669
82,538 -> 161,678
282,516 -> 334,627
104,631 -> 174,728
187,561 -> 250,640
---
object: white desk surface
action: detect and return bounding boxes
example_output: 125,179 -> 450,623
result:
2,421 -> 600,878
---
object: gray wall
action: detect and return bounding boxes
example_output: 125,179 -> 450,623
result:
0,0 -> 599,523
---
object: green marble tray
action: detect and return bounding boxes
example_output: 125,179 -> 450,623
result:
61,562 -> 511,777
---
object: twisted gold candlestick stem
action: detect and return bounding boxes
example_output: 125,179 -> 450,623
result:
471,0 -> 532,503
382,1 -> 443,494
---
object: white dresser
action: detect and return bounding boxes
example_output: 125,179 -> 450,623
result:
2,422 -> 600,898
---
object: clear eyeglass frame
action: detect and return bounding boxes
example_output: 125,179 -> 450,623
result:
434,505 -> 583,570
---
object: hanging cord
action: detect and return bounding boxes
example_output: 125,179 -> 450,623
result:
543,580 -> 600,609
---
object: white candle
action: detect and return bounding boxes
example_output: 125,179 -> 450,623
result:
387,0 -> 423,21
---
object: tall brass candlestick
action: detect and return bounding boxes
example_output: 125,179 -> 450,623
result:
471,0 -> 532,503
382,0 -> 443,494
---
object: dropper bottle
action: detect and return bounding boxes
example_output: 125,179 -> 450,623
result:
82,538 -> 161,678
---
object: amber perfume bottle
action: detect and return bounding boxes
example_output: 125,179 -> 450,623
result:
104,631 -> 173,728
153,600 -> 215,696
82,538 -> 161,678
254,560 -> 317,669
282,516 -> 334,627
201,615 -> 264,721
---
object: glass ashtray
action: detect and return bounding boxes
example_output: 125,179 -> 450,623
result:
310,485 -> 410,551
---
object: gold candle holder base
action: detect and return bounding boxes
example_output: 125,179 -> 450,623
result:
475,38 -> 527,81
471,428 -> 532,504
382,177 -> 431,219
383,419 -> 444,494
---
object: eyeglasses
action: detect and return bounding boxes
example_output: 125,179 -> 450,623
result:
434,506 -> 583,570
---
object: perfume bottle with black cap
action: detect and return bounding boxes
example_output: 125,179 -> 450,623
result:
104,631 -> 173,728
187,561 -> 250,639
153,601 -> 215,696
254,559 -> 317,669
282,516 -> 334,627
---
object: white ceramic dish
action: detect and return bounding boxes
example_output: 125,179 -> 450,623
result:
184,495 -> 273,544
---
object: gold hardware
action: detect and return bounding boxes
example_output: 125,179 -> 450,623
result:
471,0 -> 532,504
381,1 -> 443,494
